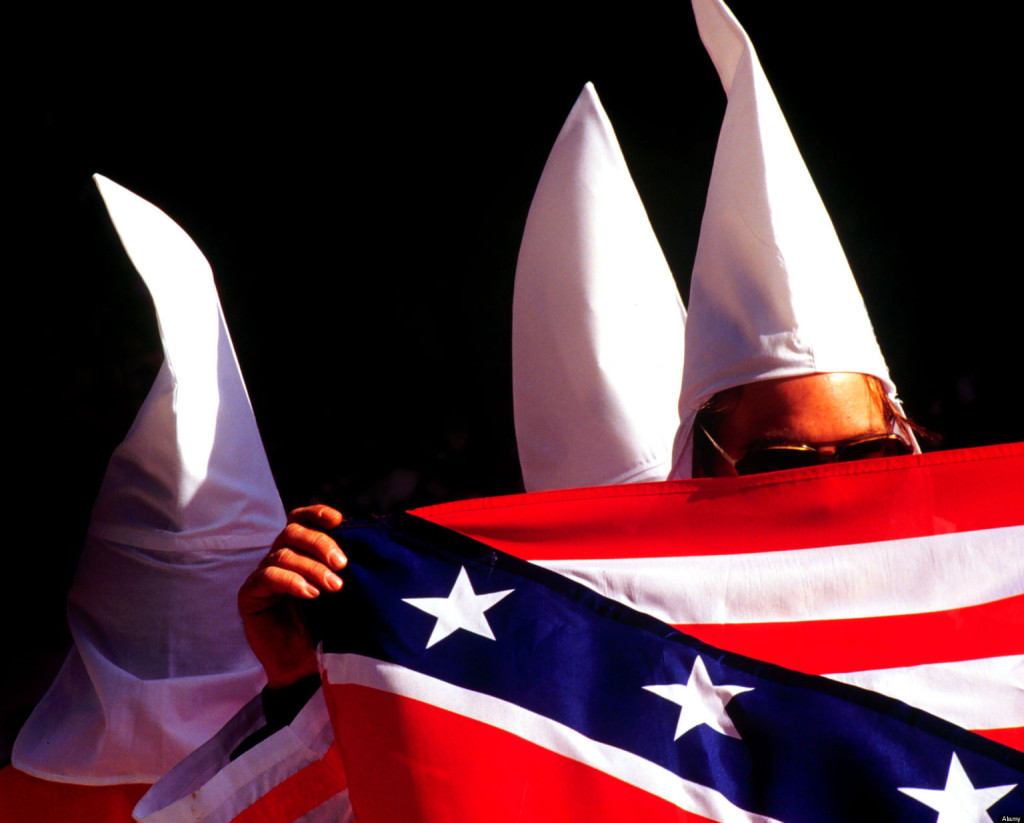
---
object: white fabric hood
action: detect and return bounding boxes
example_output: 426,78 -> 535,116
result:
514,83 -> 686,491
13,175 -> 285,784
669,0 -> 905,478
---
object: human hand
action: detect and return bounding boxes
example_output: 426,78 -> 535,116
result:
238,505 -> 346,689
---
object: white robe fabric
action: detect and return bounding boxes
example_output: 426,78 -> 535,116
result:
514,84 -> 686,492
13,175 -> 285,784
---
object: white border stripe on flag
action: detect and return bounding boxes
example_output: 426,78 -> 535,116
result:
135,691 -> 342,823
324,653 -> 783,823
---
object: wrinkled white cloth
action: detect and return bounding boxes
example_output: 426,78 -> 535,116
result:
670,0 -> 910,478
13,175 -> 285,784
514,83 -> 686,492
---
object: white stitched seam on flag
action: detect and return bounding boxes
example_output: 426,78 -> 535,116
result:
136,689 -> 339,823
537,524 -> 1024,624
323,653 -> 783,823
293,789 -> 354,823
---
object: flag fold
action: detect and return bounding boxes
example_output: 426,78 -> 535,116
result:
316,503 -> 1023,822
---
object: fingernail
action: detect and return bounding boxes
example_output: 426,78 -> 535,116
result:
325,572 -> 343,592
303,583 -> 321,598
329,550 -> 346,569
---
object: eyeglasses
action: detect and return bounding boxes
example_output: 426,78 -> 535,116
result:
699,425 -> 913,476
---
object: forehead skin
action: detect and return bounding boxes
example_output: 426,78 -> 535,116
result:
715,373 -> 888,467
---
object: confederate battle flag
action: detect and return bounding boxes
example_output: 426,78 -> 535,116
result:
135,443 -> 1024,822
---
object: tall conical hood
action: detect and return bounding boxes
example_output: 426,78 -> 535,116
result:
87,176 -> 284,546
669,0 -> 904,478
514,83 -> 686,492
13,175 -> 285,784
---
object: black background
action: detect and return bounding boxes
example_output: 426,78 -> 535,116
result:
5,4 -> 1018,763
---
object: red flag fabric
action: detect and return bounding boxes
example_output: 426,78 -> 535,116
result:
0,766 -> 147,823
318,508 -> 1023,821
134,443 -> 1024,821
419,443 -> 1024,750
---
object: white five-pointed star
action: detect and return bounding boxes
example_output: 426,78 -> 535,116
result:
898,753 -> 1016,823
643,656 -> 753,740
403,567 -> 514,648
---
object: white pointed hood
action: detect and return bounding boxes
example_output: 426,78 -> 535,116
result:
669,0 -> 906,478
13,175 -> 285,785
514,83 -> 686,492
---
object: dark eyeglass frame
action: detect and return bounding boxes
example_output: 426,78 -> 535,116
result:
699,425 -> 913,476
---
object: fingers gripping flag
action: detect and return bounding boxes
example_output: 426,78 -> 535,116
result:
135,444 -> 1024,822
316,509 -> 1023,822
